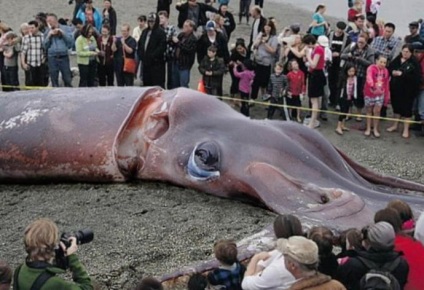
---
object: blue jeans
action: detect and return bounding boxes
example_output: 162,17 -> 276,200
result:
418,90 -> 424,120
48,55 -> 72,87
172,63 -> 190,88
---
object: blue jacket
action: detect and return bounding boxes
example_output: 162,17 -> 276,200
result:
44,25 -> 74,56
76,6 -> 103,32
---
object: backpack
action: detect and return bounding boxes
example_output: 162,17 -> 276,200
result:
13,264 -> 55,290
357,256 -> 402,290
359,270 -> 401,290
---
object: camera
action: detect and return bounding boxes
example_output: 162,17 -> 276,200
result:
55,229 -> 94,269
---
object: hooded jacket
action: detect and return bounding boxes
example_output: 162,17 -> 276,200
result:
335,248 -> 409,290
289,273 -> 346,290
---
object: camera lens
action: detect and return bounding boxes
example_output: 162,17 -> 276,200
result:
74,229 -> 94,245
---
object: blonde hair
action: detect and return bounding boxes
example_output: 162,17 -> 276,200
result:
0,22 -> 11,34
24,218 -> 59,262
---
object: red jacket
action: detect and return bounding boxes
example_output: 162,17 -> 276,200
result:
395,235 -> 424,290
364,64 -> 390,105
287,70 -> 305,96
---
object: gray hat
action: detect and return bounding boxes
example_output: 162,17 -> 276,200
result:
367,222 -> 395,250
277,236 -> 319,265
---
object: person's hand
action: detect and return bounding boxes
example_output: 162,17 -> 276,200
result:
60,237 -> 78,256
172,36 -> 179,43
253,252 -> 271,262
287,92 -> 292,98
120,38 -> 125,45
332,52 -> 340,57
392,70 -> 402,76
205,71 -> 213,76
22,63 -> 30,71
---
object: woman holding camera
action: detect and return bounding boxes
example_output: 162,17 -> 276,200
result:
14,218 -> 93,290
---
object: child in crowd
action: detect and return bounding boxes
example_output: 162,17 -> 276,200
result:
265,62 -> 288,120
363,54 -> 390,137
134,277 -> 163,290
336,64 -> 358,135
198,45 -> 227,96
2,32 -> 20,92
188,273 -> 210,290
286,59 -> 305,122
207,240 -> 245,290
233,59 -> 255,117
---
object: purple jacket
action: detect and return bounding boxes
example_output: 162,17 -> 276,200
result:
233,67 -> 255,94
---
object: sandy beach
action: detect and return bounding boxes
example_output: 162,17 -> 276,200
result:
0,0 -> 423,289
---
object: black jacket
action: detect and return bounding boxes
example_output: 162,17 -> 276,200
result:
198,56 -> 226,89
248,16 -> 267,51
175,32 -> 197,70
157,0 -> 173,14
335,248 -> 409,290
197,31 -> 229,64
138,27 -> 167,67
220,11 -> 236,40
102,7 -> 117,35
176,2 -> 218,29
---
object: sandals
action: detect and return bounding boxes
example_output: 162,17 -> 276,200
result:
335,129 -> 343,135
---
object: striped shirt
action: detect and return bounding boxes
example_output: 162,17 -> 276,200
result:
21,32 -> 44,67
267,73 -> 288,98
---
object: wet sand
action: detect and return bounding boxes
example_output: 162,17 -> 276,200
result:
0,0 -> 423,289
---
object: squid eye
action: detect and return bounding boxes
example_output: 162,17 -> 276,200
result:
187,141 -> 220,181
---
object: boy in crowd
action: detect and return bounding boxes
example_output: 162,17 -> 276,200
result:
198,45 -> 226,96
265,62 -> 288,120
207,240 -> 245,290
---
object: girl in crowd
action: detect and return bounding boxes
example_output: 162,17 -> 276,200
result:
76,24 -> 99,87
304,34 -> 326,129
102,0 -> 117,35
363,54 -> 390,137
229,38 -> 249,106
251,19 -> 279,101
214,14 -> 228,42
387,44 -> 422,138
308,226 -> 338,278
286,59 -> 305,122
2,33 -> 20,92
233,59 -> 255,117
336,64 -> 358,135
309,4 -> 328,38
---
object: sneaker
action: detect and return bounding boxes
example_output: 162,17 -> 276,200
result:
303,118 -> 320,128
335,105 -> 341,111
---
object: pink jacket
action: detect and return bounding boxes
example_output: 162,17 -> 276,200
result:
233,66 -> 255,94
364,64 -> 390,105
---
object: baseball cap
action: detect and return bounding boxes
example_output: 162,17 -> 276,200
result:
277,236 -> 319,265
409,21 -> 419,28
205,20 -> 216,31
367,222 -> 395,250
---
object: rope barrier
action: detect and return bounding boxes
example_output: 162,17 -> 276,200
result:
0,84 -> 422,125
219,95 -> 423,125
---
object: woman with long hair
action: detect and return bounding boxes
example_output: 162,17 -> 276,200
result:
387,44 -> 422,138
251,19 -> 279,100
97,24 -> 114,86
102,0 -> 117,35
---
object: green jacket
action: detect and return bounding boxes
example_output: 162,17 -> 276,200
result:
15,255 -> 93,290
75,35 -> 98,65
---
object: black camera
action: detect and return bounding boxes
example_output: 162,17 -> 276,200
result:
55,229 -> 94,269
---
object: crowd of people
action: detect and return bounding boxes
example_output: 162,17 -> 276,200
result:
1,200 -> 423,290
0,0 -> 423,138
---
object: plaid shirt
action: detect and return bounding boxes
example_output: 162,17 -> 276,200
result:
371,36 -> 400,62
207,262 -> 245,290
162,24 -> 177,61
21,32 -> 44,67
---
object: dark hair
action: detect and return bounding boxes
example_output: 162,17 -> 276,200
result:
72,18 -> 83,26
58,18 -> 67,26
401,43 -> 415,54
262,19 -> 276,36
273,214 -> 303,239
187,273 -> 208,290
387,200 -> 414,223
374,208 -> 403,233
101,23 -> 110,31
308,226 -> 334,257
28,20 -> 39,28
134,277 -> 163,290
0,261 -> 12,285
138,15 -> 147,22
345,228 -> 363,250
354,14 -> 365,21
81,23 -> 93,38
315,4 -> 325,12
219,3 -> 228,12
147,12 -> 160,30
384,22 -> 396,31
208,45 -> 218,52
158,10 -> 169,18
302,34 -> 317,45
242,59 -> 255,71
213,240 -> 238,265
